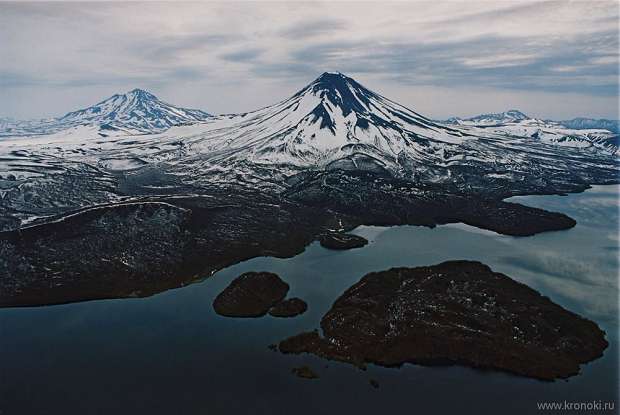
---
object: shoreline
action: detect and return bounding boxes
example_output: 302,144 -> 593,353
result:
1,182 -> 618,308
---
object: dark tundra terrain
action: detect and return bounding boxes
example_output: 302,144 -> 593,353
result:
0,73 -> 618,307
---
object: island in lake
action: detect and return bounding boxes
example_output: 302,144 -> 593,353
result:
279,261 -> 608,381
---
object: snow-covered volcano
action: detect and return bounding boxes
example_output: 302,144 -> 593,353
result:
0,89 -> 211,137
60,88 -> 210,133
186,72 -> 471,173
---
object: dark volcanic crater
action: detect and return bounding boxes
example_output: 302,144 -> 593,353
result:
279,261 -> 608,381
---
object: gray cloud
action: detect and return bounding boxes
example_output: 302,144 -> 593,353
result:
0,1 -> 618,119
278,18 -> 347,39
265,31 -> 619,97
130,33 -> 245,64
221,48 -> 264,63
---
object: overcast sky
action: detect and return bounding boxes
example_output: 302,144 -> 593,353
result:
1,1 -> 618,120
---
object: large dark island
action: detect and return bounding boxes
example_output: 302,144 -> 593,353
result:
279,261 -> 608,381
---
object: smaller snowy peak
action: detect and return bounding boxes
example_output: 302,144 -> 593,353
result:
1,89 -> 211,138
498,109 -> 529,121
445,110 -> 529,126
60,88 -> 211,133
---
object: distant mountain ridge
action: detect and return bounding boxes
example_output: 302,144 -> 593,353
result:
440,110 -> 618,155
442,111 -> 618,132
555,117 -> 619,134
445,110 -> 529,125
0,89 -> 210,137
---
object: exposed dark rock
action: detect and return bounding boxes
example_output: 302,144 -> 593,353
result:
279,261 -> 608,381
213,272 -> 289,318
291,366 -> 319,379
269,297 -> 308,318
319,232 -> 368,250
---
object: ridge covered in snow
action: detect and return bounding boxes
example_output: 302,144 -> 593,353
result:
445,110 -> 529,126
441,110 -> 618,155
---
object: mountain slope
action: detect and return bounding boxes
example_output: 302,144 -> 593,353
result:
0,89 -> 210,137
182,72 -> 473,175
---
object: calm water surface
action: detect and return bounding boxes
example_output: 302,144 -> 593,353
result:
1,185 -> 618,414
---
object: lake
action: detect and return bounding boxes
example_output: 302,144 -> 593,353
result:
1,185 -> 618,414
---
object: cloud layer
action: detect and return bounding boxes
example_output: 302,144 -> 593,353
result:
1,1 -> 618,119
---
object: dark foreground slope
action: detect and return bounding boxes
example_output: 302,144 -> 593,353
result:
0,172 -> 580,307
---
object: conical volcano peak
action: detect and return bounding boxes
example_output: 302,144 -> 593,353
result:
314,71 -> 351,81
311,72 -> 363,92
298,72 -> 375,116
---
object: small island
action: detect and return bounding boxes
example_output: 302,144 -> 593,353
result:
291,366 -> 319,379
213,272 -> 289,318
319,232 -> 369,250
269,298 -> 308,318
213,271 -> 307,318
279,261 -> 608,380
